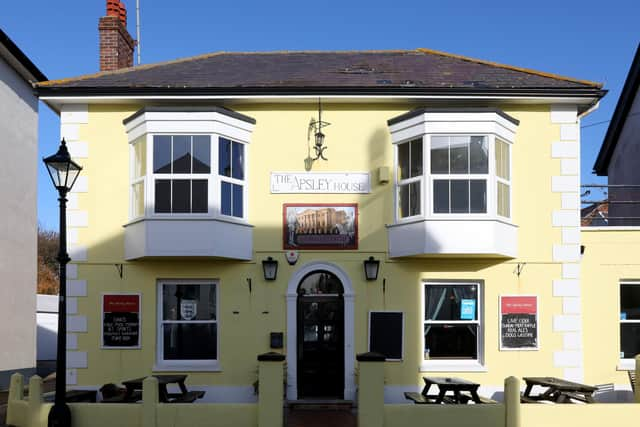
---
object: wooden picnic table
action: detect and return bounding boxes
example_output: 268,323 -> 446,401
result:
404,376 -> 489,404
522,377 -> 597,403
121,374 -> 204,403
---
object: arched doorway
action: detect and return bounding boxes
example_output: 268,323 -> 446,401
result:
286,262 -> 355,401
296,271 -> 344,398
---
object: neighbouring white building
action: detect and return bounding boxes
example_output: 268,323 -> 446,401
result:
0,28 -> 47,388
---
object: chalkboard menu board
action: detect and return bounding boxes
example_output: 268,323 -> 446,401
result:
102,294 -> 141,348
369,311 -> 403,360
500,296 -> 538,350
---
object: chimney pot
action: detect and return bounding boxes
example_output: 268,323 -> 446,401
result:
119,2 -> 127,27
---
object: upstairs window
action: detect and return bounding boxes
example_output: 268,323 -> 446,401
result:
431,136 -> 488,214
153,135 -> 211,214
396,138 -> 423,218
393,134 -> 512,221
218,138 -> 245,218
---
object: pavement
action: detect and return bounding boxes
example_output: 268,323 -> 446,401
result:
286,406 -> 356,427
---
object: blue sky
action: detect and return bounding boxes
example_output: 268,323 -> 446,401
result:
2,0 -> 638,229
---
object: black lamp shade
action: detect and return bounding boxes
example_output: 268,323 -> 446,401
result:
43,139 -> 82,191
364,256 -> 380,281
262,257 -> 278,281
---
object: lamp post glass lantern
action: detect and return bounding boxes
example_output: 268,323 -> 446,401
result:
364,256 -> 380,281
262,257 -> 278,281
43,139 -> 82,427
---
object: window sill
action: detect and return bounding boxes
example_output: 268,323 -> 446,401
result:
153,361 -> 222,372
420,360 -> 487,372
616,359 -> 637,371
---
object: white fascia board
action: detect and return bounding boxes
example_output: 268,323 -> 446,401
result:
41,95 -> 600,115
125,111 -> 254,143
389,112 -> 517,144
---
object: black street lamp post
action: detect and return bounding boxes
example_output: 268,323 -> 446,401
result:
43,139 -> 82,427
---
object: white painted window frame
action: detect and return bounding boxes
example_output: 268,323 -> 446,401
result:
618,281 -> 640,370
217,137 -> 248,220
495,138 -> 512,220
129,136 -> 146,221
155,279 -> 221,372
421,280 -> 486,372
395,138 -> 424,221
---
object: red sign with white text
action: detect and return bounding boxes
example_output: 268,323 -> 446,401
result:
104,294 -> 140,313
501,296 -> 537,314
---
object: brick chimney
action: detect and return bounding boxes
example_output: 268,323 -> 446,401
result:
99,0 -> 136,71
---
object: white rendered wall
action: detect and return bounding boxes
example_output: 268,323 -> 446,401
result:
0,56 -> 38,385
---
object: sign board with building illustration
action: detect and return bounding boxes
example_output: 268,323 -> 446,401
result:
283,203 -> 358,250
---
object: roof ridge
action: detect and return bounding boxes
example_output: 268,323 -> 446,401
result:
416,47 -> 603,88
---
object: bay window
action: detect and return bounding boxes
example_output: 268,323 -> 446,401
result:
123,107 -> 255,260
387,108 -> 518,258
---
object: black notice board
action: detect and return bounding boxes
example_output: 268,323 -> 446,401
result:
369,312 -> 403,360
102,294 -> 141,348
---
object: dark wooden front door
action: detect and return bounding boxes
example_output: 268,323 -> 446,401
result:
297,295 -> 344,398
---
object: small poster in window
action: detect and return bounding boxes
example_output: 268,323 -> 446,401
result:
102,294 -> 141,349
500,295 -> 538,351
460,299 -> 476,320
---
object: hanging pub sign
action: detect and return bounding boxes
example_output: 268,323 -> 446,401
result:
283,203 -> 358,250
500,295 -> 538,351
102,293 -> 141,349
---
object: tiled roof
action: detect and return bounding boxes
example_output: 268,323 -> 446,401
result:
37,48 -> 602,94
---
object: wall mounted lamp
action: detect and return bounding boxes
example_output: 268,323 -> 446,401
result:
262,256 -> 278,281
308,98 -> 330,161
364,256 -> 380,281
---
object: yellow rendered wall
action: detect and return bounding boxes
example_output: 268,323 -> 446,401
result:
521,404 -> 640,427
581,228 -> 640,387
68,103 -> 569,390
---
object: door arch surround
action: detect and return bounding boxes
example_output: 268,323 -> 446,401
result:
286,261 -> 355,400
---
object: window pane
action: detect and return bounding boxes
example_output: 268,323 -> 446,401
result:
469,136 -> 488,174
219,137 -> 231,177
451,180 -> 469,213
233,184 -> 243,217
221,181 -> 232,216
192,180 -> 208,213
155,179 -> 171,213
172,179 -> 191,213
397,142 -> 409,180
470,180 -> 487,213
133,138 -> 146,178
232,142 -> 244,180
163,323 -> 217,360
621,284 -> 640,320
496,140 -> 510,180
431,136 -> 449,174
424,324 -> 477,359
153,136 -> 172,174
621,323 -> 640,359
162,284 -> 217,320
132,182 -> 144,217
410,138 -> 423,177
193,136 -> 211,173
425,285 -> 478,321
399,184 -> 410,218
433,180 -> 449,213
450,136 -> 469,174
498,182 -> 510,217
172,136 -> 191,174
409,182 -> 421,216
298,271 -> 344,295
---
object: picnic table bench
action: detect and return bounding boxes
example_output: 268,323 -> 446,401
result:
117,375 -> 205,403
404,377 -> 496,404
522,377 -> 597,403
